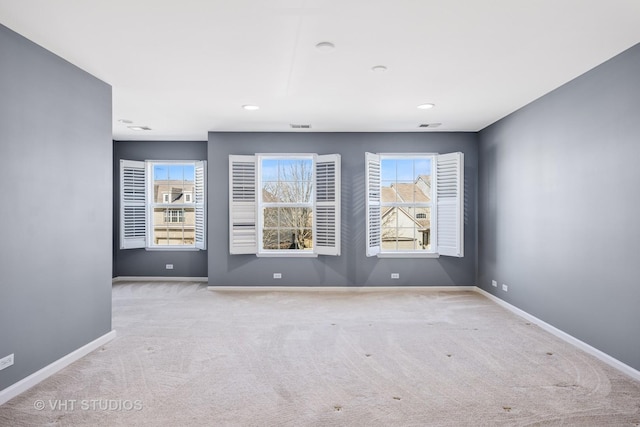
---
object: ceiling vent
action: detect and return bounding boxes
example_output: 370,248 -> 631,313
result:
418,123 -> 442,128
290,124 -> 312,129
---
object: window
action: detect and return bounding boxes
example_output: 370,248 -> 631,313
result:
366,152 -> 463,258
380,155 -> 433,252
229,153 -> 340,257
164,209 -> 185,223
261,157 -> 314,252
120,160 -> 206,250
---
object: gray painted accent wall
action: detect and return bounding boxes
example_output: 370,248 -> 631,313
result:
0,24 -> 112,389
208,132 -> 477,287
478,43 -> 640,371
113,140 -> 208,278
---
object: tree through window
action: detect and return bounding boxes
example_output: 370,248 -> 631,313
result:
261,158 -> 314,251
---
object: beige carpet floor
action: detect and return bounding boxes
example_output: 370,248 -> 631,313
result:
1,282 -> 639,426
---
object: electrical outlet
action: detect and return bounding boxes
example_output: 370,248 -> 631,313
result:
0,354 -> 14,371
273,273 -> 282,279
492,280 -> 497,287
391,273 -> 399,279
165,264 -> 174,270
502,284 -> 508,292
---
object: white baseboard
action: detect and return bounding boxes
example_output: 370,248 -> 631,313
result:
0,330 -> 116,406
207,285 -> 476,292
475,287 -> 640,382
113,276 -> 208,283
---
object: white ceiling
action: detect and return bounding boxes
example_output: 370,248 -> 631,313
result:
1,0 -> 640,141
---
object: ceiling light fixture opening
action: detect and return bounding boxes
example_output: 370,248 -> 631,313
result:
315,41 -> 335,52
419,123 -> 442,128
118,119 -> 133,124
371,65 -> 387,72
417,103 -> 435,110
128,126 -> 152,131
242,104 -> 260,111
290,124 -> 312,129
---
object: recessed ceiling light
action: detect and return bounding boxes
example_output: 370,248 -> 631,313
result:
118,119 -> 133,124
417,103 -> 435,110
242,104 -> 260,111
419,123 -> 442,128
315,41 -> 335,52
371,65 -> 387,72
127,126 -> 152,131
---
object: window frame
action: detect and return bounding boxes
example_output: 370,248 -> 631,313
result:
120,159 -> 207,251
366,152 -> 463,259
148,161 -> 197,250
379,153 -> 435,256
257,154 -> 316,257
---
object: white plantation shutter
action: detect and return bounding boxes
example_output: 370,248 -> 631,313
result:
315,154 -> 341,256
120,160 -> 146,249
436,152 -> 464,257
365,152 -> 381,257
229,155 -> 257,254
194,161 -> 207,250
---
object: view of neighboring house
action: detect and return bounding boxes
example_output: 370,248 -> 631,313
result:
153,179 -> 195,245
381,175 -> 432,251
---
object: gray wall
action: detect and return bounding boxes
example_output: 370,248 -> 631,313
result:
478,43 -> 640,371
113,140 -> 208,278
208,132 -> 477,287
0,25 -> 112,390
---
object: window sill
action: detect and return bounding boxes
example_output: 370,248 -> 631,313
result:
377,252 -> 440,259
257,252 -> 318,258
145,247 -> 202,252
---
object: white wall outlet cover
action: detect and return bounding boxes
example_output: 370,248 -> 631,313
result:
0,354 -> 14,370
273,273 -> 282,279
492,280 -> 497,287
